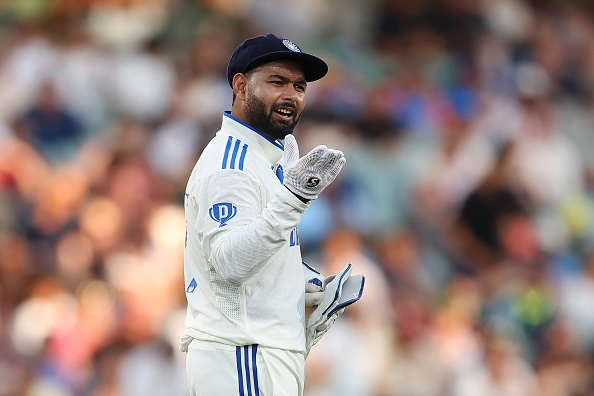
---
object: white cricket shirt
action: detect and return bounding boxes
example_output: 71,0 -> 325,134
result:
180,112 -> 309,353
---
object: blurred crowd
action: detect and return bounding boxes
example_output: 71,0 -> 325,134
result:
2,0 -> 594,395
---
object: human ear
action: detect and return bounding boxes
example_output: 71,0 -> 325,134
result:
233,74 -> 248,100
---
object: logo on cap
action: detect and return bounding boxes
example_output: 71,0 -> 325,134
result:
283,39 -> 301,52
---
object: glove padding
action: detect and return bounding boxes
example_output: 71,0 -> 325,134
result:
302,261 -> 324,289
283,134 -> 346,201
305,264 -> 365,357
306,308 -> 344,356
305,282 -> 324,308
303,261 -> 325,317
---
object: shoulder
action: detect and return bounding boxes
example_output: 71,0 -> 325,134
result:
219,135 -> 250,171
198,134 -> 263,174
188,137 -> 261,191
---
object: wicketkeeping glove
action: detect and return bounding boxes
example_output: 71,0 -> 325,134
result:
302,261 -> 324,288
306,308 -> 344,357
305,282 -> 324,308
282,134 -> 346,201
304,264 -> 365,357
303,261 -> 325,317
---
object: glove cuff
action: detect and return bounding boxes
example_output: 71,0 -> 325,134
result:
283,182 -> 318,201
284,186 -> 311,203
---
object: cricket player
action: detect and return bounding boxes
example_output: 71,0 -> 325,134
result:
180,33 -> 355,395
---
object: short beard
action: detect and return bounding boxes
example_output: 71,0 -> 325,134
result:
244,92 -> 299,141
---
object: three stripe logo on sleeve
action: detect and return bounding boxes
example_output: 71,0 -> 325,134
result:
223,136 -> 248,170
236,345 -> 260,396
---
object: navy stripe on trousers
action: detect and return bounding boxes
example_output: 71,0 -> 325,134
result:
236,345 -> 260,396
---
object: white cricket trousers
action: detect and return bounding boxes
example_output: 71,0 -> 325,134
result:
186,339 -> 305,396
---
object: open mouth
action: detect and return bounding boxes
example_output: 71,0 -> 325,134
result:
273,106 -> 295,123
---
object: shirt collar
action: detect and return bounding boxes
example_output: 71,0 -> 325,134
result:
220,112 -> 285,165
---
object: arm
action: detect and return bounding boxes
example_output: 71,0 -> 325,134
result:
193,135 -> 346,286
195,170 -> 307,286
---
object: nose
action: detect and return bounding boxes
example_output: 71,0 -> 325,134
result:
282,84 -> 304,106
282,86 -> 299,102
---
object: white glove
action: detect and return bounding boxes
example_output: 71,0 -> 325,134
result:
304,266 -> 365,357
306,308 -> 344,356
305,264 -> 352,357
283,134 -> 346,201
305,282 -> 324,308
302,261 -> 324,287
303,261 -> 325,318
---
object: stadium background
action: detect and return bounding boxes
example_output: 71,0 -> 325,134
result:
2,0 -> 594,394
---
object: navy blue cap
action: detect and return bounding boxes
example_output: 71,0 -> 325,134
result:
226,33 -> 328,87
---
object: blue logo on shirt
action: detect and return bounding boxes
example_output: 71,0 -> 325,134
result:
276,164 -> 284,182
186,278 -> 197,293
290,227 -> 299,246
209,202 -> 237,227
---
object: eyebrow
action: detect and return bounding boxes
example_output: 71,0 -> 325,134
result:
268,74 -> 307,86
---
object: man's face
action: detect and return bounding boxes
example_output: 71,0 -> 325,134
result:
243,60 -> 307,141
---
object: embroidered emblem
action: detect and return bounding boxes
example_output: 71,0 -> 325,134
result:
282,39 -> 301,52
209,202 -> 237,227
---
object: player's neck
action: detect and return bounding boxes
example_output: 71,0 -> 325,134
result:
229,106 -> 246,123
229,107 -> 278,141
